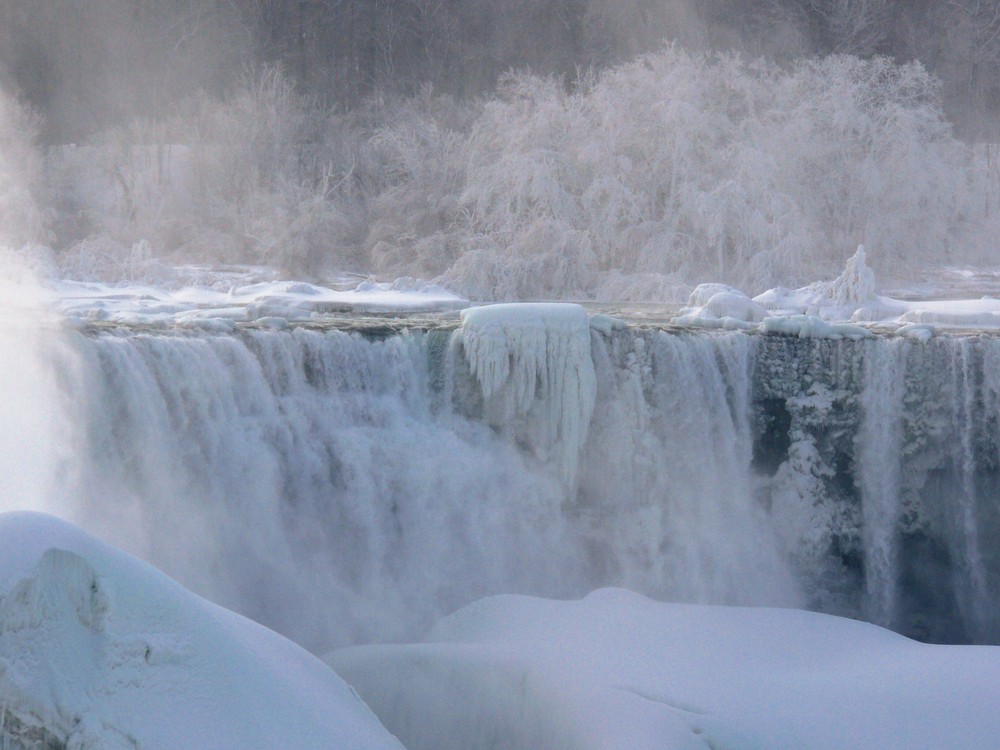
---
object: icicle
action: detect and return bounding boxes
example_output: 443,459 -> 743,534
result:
459,303 -> 597,485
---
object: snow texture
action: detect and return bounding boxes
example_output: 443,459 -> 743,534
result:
329,588 -> 1000,750
53,272 -> 466,329
0,512 -> 401,750
459,303 -> 597,484
674,246 -> 1000,337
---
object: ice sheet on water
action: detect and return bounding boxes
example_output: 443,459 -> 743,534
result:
51,271 -> 467,328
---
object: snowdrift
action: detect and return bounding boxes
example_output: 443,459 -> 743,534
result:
329,588 -> 1000,750
0,512 -> 401,750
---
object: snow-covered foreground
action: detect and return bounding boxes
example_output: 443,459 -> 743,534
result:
329,588 -> 1000,750
0,512 -> 402,750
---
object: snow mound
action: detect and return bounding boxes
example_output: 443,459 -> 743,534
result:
0,512 -> 401,750
459,303 -> 597,484
328,588 -> 1000,750
672,286 -> 766,329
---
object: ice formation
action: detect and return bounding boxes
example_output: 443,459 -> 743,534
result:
673,247 -> 1000,337
329,589 -> 1000,750
829,245 -> 877,307
459,303 -> 598,484
0,512 -> 401,750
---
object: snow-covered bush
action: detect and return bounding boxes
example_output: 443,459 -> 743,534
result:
364,91 -> 475,279
435,49 -> 982,297
69,66 -> 368,278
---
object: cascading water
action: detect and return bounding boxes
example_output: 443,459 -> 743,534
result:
857,336 -> 907,629
10,308 -> 1000,651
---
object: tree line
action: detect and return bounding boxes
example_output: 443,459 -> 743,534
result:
3,0 -> 1000,142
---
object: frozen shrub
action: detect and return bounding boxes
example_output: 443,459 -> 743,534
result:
45,49 -> 1000,298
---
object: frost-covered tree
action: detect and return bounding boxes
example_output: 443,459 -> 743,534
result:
419,50 -> 988,298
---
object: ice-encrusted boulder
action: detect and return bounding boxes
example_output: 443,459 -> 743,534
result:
0,512 -> 402,750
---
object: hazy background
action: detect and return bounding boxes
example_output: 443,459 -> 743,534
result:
2,0 -> 1000,297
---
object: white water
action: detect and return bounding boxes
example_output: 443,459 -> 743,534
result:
0,258 -> 81,518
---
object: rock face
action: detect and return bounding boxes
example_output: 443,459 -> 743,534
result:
1,707 -> 65,750
748,332 -> 1000,643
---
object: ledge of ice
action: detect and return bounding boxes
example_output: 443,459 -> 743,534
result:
328,588 -> 1000,750
0,512 -> 401,750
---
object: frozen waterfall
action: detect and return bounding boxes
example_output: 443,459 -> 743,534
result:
9,311 -> 1000,649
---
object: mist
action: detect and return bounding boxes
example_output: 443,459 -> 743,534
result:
0,89 -> 80,518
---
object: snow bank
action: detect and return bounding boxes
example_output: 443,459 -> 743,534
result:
53,272 -> 466,328
0,512 -> 401,750
459,303 -> 597,484
673,247 -> 1000,337
329,588 -> 1000,750
671,284 -> 767,330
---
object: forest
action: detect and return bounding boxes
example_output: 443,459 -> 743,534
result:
2,0 -> 1000,296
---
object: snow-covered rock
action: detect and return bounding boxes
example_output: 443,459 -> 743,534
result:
671,285 -> 766,329
0,512 -> 402,750
328,588 -> 1000,750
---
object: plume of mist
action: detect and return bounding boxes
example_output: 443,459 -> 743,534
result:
0,86 -> 79,516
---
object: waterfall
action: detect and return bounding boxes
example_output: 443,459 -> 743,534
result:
857,336 -> 907,629
7,314 -> 1000,650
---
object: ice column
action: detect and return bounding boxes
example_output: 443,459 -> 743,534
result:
459,303 -> 597,485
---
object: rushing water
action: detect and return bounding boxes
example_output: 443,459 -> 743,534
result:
5,318 -> 1000,651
